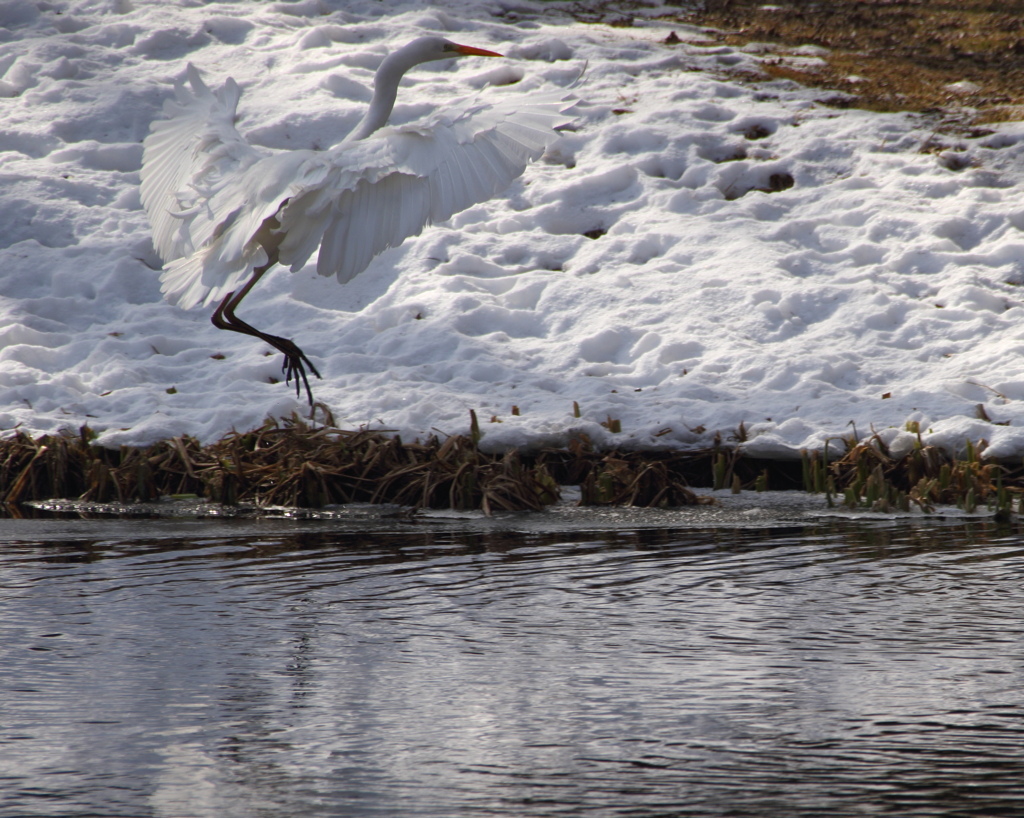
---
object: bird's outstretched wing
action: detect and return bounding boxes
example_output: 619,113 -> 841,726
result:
275,90 -> 575,285
142,66 -> 318,310
141,65 -> 262,263
142,67 -> 574,310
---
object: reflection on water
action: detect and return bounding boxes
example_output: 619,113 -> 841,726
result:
2,517 -> 1024,817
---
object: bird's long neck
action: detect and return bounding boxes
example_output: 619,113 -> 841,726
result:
347,46 -> 422,142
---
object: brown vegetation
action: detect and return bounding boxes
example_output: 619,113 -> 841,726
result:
802,428 -> 1018,515
0,416 -> 559,514
1,416 -> 1021,516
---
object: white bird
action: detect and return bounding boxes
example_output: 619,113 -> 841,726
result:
140,36 -> 575,403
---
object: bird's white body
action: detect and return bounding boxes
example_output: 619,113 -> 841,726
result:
141,38 -> 575,312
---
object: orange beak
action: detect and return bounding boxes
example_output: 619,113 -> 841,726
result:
453,43 -> 503,58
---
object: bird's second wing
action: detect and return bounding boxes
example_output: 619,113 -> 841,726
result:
275,88 -> 576,285
140,64 -> 262,263
143,67 -> 332,310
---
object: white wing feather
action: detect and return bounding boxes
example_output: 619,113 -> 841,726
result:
141,66 -> 575,309
292,89 -> 574,285
141,65 -> 260,263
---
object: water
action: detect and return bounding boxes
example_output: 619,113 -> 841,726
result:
2,505 -> 1024,817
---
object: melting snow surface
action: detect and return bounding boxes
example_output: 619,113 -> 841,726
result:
3,0 -> 1024,459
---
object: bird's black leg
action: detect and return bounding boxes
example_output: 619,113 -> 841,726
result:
211,260 -> 322,405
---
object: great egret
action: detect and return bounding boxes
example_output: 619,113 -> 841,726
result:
140,36 -> 574,403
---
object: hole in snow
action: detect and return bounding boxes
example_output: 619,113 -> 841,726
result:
743,124 -> 773,140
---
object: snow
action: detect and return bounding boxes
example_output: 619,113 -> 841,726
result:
3,0 -> 1024,460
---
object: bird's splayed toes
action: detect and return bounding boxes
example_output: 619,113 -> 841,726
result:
273,337 -> 322,405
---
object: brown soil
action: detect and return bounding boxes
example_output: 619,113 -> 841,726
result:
664,0 -> 1024,125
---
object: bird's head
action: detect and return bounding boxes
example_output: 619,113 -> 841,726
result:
402,35 -> 503,64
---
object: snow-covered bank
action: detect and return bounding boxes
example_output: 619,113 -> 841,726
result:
3,0 -> 1024,458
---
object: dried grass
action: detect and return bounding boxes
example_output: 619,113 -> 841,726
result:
0,416 -> 560,514
539,433 -> 724,507
814,432 -> 1019,515
3,419 -> 1019,516
0,421 -> 723,513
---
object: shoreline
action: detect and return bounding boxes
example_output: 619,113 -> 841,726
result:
1,416 -> 1018,517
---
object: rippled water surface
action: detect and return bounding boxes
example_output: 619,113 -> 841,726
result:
2,509 -> 1024,817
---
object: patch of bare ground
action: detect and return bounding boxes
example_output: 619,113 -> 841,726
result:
667,0 -> 1024,127
560,1 -> 1024,127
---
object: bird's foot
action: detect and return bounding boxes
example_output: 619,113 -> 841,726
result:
264,334 -> 322,405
